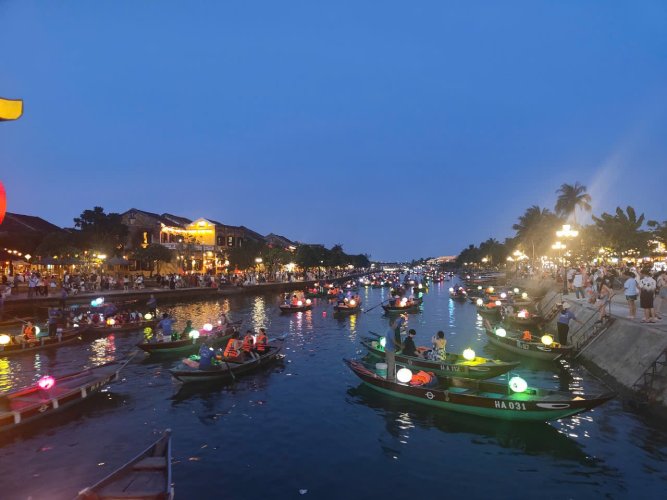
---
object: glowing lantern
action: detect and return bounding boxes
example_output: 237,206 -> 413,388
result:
0,334 -> 11,345
349,300 -> 356,307
517,309 -> 528,319
144,327 -> 153,335
476,299 -> 483,306
396,367 -> 413,383
401,297 -> 408,304
495,328 -> 507,337
305,299 -> 312,305
203,323 -> 213,332
189,330 -> 200,339
513,288 -> 520,294
38,375 -> 55,390
418,284 -> 423,289
449,287 -> 454,293
488,287 -> 495,293
463,348 -> 475,361
73,323 -> 79,328
477,286 -> 482,290
144,313 -> 153,320
106,318 -> 115,326
495,300 -> 502,306
500,292 -> 507,299
34,326 -> 41,335
522,292 -> 528,299
297,300 -> 303,307
541,334 -> 554,346
379,337 -> 386,348
509,376 -> 528,393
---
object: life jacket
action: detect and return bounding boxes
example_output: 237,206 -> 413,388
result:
522,331 -> 532,341
291,298 -> 298,306
224,338 -> 240,358
256,334 -> 268,352
242,335 -> 254,352
23,325 -> 35,337
409,371 -> 435,386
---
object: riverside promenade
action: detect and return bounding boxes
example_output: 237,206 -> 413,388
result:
0,273 -> 368,317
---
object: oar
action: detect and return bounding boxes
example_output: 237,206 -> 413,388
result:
363,300 -> 387,314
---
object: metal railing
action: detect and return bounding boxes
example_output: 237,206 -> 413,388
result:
632,348 -> 667,403
572,300 -> 613,356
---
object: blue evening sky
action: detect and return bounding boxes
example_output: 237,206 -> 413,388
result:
1,1 -> 666,261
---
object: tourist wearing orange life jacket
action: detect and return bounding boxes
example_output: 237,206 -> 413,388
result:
522,330 -> 532,341
255,328 -> 268,354
223,331 -> 242,359
409,370 -> 435,386
242,330 -> 255,352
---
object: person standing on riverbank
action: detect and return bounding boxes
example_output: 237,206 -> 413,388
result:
556,303 -> 581,345
624,271 -> 639,320
639,270 -> 657,323
656,272 -> 667,320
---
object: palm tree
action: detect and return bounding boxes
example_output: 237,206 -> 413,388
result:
513,206 -> 562,262
555,182 -> 592,224
592,206 -> 648,255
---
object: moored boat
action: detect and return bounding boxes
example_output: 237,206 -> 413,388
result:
279,302 -> 312,313
86,319 -> 159,336
0,357 -> 132,432
361,338 -> 519,379
484,322 -> 572,361
345,359 -> 614,422
333,300 -> 362,313
170,338 -> 285,384
0,326 -> 85,357
76,429 -> 173,500
137,326 -> 234,356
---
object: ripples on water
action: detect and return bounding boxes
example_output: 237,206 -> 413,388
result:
0,280 -> 666,499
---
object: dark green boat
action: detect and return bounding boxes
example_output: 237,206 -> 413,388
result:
361,338 -> 519,379
345,359 -> 614,422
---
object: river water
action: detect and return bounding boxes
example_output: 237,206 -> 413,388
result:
0,279 -> 665,499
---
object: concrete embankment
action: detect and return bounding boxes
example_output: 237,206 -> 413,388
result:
535,287 -> 667,414
1,274 -> 368,315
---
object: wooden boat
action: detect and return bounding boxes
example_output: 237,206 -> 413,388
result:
333,301 -> 362,314
449,289 -> 468,302
76,429 -> 173,500
86,319 -> 159,336
137,326 -> 234,356
360,338 -> 519,379
413,285 -> 428,294
502,312 -> 544,329
382,302 -> 422,314
484,322 -> 572,361
0,326 -> 86,357
345,359 -> 614,422
476,305 -> 502,320
279,303 -> 312,313
170,339 -> 285,383
0,358 -> 131,432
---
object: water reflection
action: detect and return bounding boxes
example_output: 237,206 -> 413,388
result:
250,296 -> 268,332
0,358 -> 12,391
89,334 -> 119,365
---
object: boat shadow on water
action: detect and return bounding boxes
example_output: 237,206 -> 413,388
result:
346,383 -> 601,466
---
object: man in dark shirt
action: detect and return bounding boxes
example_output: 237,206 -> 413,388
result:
402,329 -> 419,357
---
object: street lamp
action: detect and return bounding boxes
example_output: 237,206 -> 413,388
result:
552,241 -> 568,294
556,224 -> 579,239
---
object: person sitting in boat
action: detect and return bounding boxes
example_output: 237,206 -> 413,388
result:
522,330 -> 532,341
431,331 -> 447,360
242,330 -> 258,359
290,294 -> 299,306
15,322 -> 36,343
223,331 -> 243,360
179,320 -> 194,341
402,329 -> 419,357
255,328 -> 268,354
198,342 -> 215,369
157,313 -> 175,342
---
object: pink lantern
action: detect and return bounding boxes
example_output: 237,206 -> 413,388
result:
38,375 -> 56,390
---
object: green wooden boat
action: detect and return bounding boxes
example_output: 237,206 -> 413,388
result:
345,359 -> 614,422
137,326 -> 234,356
361,338 -> 518,379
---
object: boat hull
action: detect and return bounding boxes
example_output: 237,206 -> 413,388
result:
0,328 -> 84,356
485,329 -> 572,361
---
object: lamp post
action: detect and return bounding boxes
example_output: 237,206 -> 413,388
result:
552,241 -> 568,295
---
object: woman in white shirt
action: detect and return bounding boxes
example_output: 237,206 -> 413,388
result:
639,270 -> 657,323
623,271 -> 639,320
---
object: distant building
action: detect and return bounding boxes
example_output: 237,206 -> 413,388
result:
427,256 -> 457,265
0,212 -> 63,272
265,233 -> 297,250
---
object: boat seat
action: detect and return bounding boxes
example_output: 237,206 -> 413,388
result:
132,457 -> 167,470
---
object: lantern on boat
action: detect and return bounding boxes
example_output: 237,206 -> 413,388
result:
476,298 -> 484,306
449,287 -> 454,293
477,286 -> 482,290
396,367 -> 413,384
522,292 -> 528,299
38,375 -> 55,390
513,288 -> 520,294
144,313 -> 153,320
297,300 -> 303,307
500,292 -> 507,299
487,287 -> 495,293
106,318 -> 115,326
418,284 -> 423,289
34,326 -> 41,335
144,327 -> 152,335
509,376 -> 528,393
203,323 -> 213,332
401,297 -> 408,304
463,348 -> 475,361
379,337 -> 386,348
495,300 -> 502,306
189,330 -> 200,340
541,334 -> 554,346
73,323 -> 79,328
349,300 -> 356,307
0,334 -> 10,345
305,299 -> 312,305
495,328 -> 507,337
517,309 -> 528,319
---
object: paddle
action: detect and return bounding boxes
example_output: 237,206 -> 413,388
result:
363,300 -> 387,314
